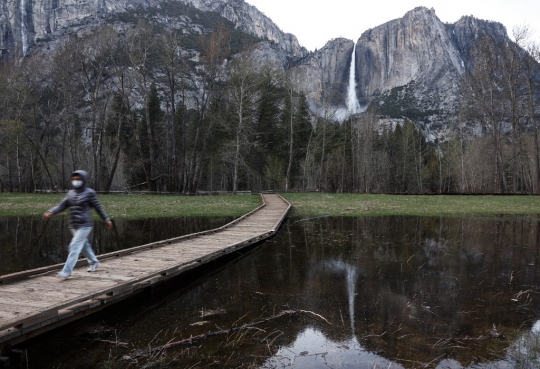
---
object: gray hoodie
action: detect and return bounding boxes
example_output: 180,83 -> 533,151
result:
48,170 -> 110,229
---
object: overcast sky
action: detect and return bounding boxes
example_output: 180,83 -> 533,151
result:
243,0 -> 540,51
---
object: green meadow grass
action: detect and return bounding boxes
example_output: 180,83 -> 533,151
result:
0,193 -> 261,219
1,192 -> 540,219
281,193 -> 540,218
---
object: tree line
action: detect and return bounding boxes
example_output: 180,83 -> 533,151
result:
0,22 -> 539,194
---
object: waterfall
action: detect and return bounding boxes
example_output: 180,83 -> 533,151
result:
334,42 -> 364,121
20,0 -> 28,55
346,44 -> 360,114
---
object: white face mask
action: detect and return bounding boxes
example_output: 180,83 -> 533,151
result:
72,180 -> 83,188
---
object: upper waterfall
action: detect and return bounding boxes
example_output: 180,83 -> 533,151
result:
333,41 -> 365,122
346,44 -> 361,114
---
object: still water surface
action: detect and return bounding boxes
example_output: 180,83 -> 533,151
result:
4,215 -> 540,368
0,216 -> 234,274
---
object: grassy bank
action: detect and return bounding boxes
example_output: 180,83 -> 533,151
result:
2,193 -> 540,219
0,193 -> 261,219
281,193 -> 540,218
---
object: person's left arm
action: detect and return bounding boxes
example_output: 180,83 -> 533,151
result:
89,190 -> 113,228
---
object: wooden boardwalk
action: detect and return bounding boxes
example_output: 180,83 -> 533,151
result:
0,193 -> 290,349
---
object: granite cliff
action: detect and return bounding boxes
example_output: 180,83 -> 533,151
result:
289,7 -> 511,129
183,0 -> 305,59
0,0 -> 306,59
355,7 -> 465,105
290,38 -> 354,117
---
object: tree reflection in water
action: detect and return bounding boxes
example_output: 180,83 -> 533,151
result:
0,216 -> 234,274
10,216 -> 540,368
257,216 -> 540,368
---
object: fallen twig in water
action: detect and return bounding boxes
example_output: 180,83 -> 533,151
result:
291,351 -> 328,366
94,339 -> 128,347
294,215 -> 330,223
298,309 -> 332,325
423,353 -> 446,368
123,309 -> 331,360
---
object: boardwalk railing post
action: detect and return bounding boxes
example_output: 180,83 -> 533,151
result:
0,356 -> 9,369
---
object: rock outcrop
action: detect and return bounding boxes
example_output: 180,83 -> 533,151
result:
183,0 -> 306,59
0,0 -> 306,59
355,7 -> 465,105
290,38 -> 354,117
447,15 -> 508,68
2,0 -> 120,55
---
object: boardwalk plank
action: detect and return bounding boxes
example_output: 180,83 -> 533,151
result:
0,288 -> 78,302
66,300 -> 101,313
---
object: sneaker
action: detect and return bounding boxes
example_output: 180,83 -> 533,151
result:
57,271 -> 72,280
87,261 -> 100,272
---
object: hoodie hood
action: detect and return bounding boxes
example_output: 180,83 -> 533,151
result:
71,170 -> 88,191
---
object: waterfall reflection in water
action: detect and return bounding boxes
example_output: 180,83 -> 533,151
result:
12,216 -> 540,368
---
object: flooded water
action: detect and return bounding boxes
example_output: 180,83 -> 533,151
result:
9,216 -> 540,368
0,216 -> 234,274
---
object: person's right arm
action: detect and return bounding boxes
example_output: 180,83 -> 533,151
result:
43,195 -> 70,218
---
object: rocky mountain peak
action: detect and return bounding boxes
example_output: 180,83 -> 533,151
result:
402,6 -> 436,20
448,15 -> 508,62
453,14 -> 507,35
355,5 -> 465,103
184,0 -> 307,58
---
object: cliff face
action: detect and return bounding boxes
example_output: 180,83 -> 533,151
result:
184,0 -> 306,59
2,0 -> 120,55
0,0 -> 10,54
447,15 -> 508,68
0,0 -> 306,59
290,38 -> 354,115
355,7 -> 465,104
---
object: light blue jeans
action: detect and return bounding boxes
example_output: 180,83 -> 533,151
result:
61,226 -> 99,275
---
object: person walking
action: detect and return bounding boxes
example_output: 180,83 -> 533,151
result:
43,170 -> 113,280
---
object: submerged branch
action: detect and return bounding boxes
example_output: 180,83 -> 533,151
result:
123,309 -> 331,360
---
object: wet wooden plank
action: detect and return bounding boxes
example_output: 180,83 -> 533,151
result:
159,241 -> 223,253
141,250 -> 187,257
116,258 -> 175,266
0,311 -> 27,323
88,273 -> 134,282
0,304 -> 40,314
66,300 -> 101,313
7,283 -> 91,296
95,291 -> 131,304
0,308 -> 59,329
58,309 -> 75,319
0,288 -> 79,302
96,262 -> 160,272
36,275 -> 116,286
97,265 -> 157,275
0,326 -> 22,341
0,298 -> 56,309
